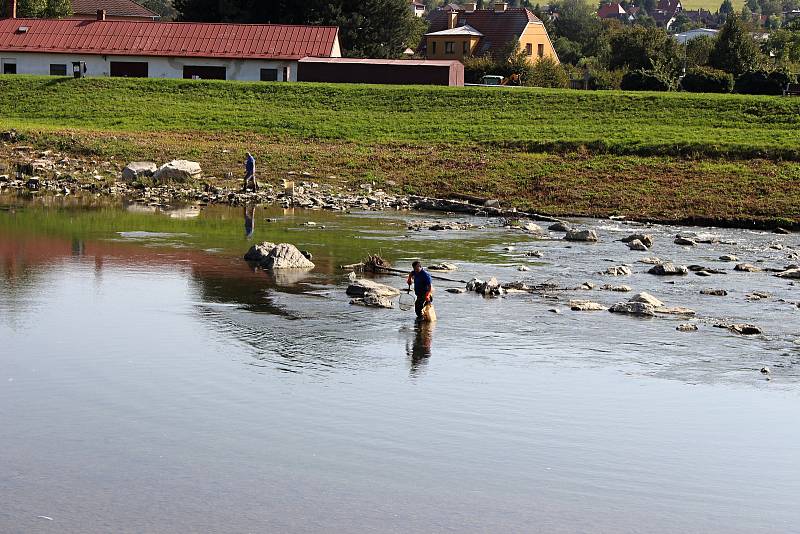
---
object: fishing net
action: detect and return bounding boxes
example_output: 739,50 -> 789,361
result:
398,291 -> 415,311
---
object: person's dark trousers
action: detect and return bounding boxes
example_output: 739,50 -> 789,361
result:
415,297 -> 425,319
243,173 -> 258,192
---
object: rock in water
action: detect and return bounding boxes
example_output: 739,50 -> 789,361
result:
700,288 -> 728,296
609,302 -> 656,316
446,288 -> 466,294
346,279 -> 400,298
244,242 -> 315,269
773,227 -> 790,234
122,161 -> 158,182
775,268 -> 800,279
674,237 -> 697,246
648,263 -> 689,276
428,263 -> 457,272
153,160 -> 202,183
548,221 -> 572,232
622,233 -> 653,248
677,324 -> 698,332
629,292 -> 664,307
718,255 -> 738,262
565,229 -> 599,242
569,300 -> 606,311
521,222 -> 545,234
350,294 -> 394,309
627,239 -> 648,251
734,263 -> 761,273
604,266 -> 632,276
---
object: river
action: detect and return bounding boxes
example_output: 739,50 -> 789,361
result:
1,195 -> 798,533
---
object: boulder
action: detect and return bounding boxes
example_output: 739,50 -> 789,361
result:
565,229 -> 598,242
548,221 -> 572,232
700,288 -> 728,296
629,291 -> 664,307
677,324 -> 698,332
674,237 -> 697,247
622,233 -> 653,248
346,279 -> 400,298
627,239 -> 648,251
648,263 -> 688,276
122,161 -> 157,182
153,160 -> 202,183
604,266 -> 632,276
728,324 -> 762,335
244,241 -> 277,262
466,277 -> 504,296
773,227 -> 790,234
350,294 -> 394,309
654,307 -> 696,316
428,262 -> 457,271
601,284 -> 632,292
521,222 -> 545,234
734,263 -> 761,273
569,300 -> 606,311
445,288 -> 466,294
639,257 -> 662,265
775,268 -> 800,279
609,302 -> 656,316
718,255 -> 738,262
244,242 -> 315,269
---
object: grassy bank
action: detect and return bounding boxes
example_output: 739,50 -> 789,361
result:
1,76 -> 799,226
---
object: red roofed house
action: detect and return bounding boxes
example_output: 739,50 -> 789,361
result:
597,2 -> 631,21
652,0 -> 683,28
69,0 -> 160,22
423,2 -> 558,63
0,0 -> 341,81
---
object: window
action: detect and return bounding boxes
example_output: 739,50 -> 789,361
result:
49,64 -> 67,76
282,66 -> 289,82
538,44 -> 544,58
260,68 -> 278,81
431,41 -> 437,54
525,43 -> 532,56
445,41 -> 455,54
182,65 -> 226,80
463,41 -> 469,54
2,62 -> 16,74
110,61 -> 148,78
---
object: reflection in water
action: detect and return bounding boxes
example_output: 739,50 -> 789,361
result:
408,321 -> 435,376
244,204 -> 255,239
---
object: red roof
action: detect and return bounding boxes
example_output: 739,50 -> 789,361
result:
426,8 -> 540,56
597,3 -> 627,18
0,18 -> 340,60
71,0 -> 159,19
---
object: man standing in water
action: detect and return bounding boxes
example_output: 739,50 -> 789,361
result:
407,261 -> 433,320
243,152 -> 258,192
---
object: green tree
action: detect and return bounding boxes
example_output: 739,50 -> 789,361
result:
608,25 -> 680,71
709,14 -> 761,75
42,0 -> 71,17
549,0 -> 605,60
685,35 -> 717,67
526,56 -> 569,87
718,0 -> 734,20
1,0 -> 46,17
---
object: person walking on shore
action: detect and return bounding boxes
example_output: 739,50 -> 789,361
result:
406,261 -> 433,320
243,152 -> 258,192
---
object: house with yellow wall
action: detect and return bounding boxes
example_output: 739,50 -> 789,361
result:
423,2 -> 558,63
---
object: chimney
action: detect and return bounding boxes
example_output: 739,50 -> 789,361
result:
494,2 -> 508,11
464,2 -> 477,11
448,11 -> 458,29
97,9 -> 106,21
8,0 -> 17,19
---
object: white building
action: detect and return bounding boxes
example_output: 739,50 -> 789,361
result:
0,7 -> 341,81
673,28 -> 719,44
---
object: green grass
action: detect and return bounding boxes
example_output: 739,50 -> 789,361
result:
679,0 -> 743,11
1,75 -> 799,226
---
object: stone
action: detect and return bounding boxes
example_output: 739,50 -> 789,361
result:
346,279 -> 400,298
719,255 -> 738,262
775,268 -> 800,279
244,241 -> 277,262
674,237 -> 697,246
300,250 -> 313,261
121,161 -> 157,182
524,250 -> 543,258
639,257 -> 662,265
445,288 -> 466,294
521,222 -> 545,234
677,324 -> 698,332
654,307 -> 696,316
609,302 -> 656,317
428,263 -> 457,271
484,199 -> 500,208
569,300 -> 606,311
760,366 -> 771,374
734,263 -> 761,272
565,229 -> 598,242
622,233 -> 653,248
504,246 -> 515,251
773,227 -> 790,234
700,289 -> 728,296
629,292 -> 664,307
627,239 -> 648,251
648,263 -> 689,276
153,160 -> 202,183
694,270 -> 712,277
350,294 -> 394,309
600,284 -> 632,292
518,266 -> 530,272
262,243 -> 315,269
604,266 -> 632,276
466,277 -> 504,296
548,221 -> 571,232
746,291 -> 771,300
729,324 -> 762,335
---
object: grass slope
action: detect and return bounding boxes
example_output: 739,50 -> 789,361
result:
1,75 -> 799,226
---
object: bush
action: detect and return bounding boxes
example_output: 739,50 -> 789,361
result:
526,57 -> 569,88
463,55 -> 497,84
588,67 -> 624,90
681,67 -> 734,93
620,70 -> 670,91
734,70 -> 794,95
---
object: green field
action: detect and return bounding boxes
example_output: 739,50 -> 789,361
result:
1,75 -> 799,226
679,0 -> 743,12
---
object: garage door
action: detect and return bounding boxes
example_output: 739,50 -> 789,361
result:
183,66 -> 226,80
110,61 -> 148,78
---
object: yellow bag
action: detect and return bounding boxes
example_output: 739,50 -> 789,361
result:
421,303 -> 437,322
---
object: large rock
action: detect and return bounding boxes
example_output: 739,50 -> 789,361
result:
153,160 -> 202,183
244,242 -> 315,269
609,302 -> 656,316
734,263 -> 761,273
466,277 -> 503,296
622,233 -> 653,248
627,239 -> 648,251
674,237 -> 697,247
122,161 -> 157,182
570,300 -> 606,311
565,229 -> 598,242
648,263 -> 689,276
346,279 -> 400,298
548,221 -> 572,232
629,291 -> 664,307
521,222 -> 545,234
775,268 -> 800,279
350,294 -> 394,309
428,262 -> 457,272
604,265 -> 632,276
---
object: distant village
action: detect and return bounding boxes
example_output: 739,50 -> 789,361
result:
0,0 -> 798,93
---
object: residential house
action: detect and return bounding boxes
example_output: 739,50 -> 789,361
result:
683,9 -> 716,28
597,2 -> 631,22
0,1 -> 341,80
423,2 -> 558,63
68,0 -> 160,21
409,1 -> 426,17
673,27 -> 718,44
652,0 -> 682,28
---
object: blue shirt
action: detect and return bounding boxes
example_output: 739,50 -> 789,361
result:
410,269 -> 432,296
245,155 -> 255,174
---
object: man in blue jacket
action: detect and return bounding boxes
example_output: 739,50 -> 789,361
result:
406,261 -> 433,320
243,152 -> 258,192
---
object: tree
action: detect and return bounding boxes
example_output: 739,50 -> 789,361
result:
718,0 -> 734,20
709,14 -> 760,75
42,0 -> 71,18
685,35 -> 717,67
549,0 -> 606,59
608,25 -> 680,71
1,0 -> 46,17
141,0 -> 178,20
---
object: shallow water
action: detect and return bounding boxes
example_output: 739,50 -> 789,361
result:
1,195 -> 799,533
